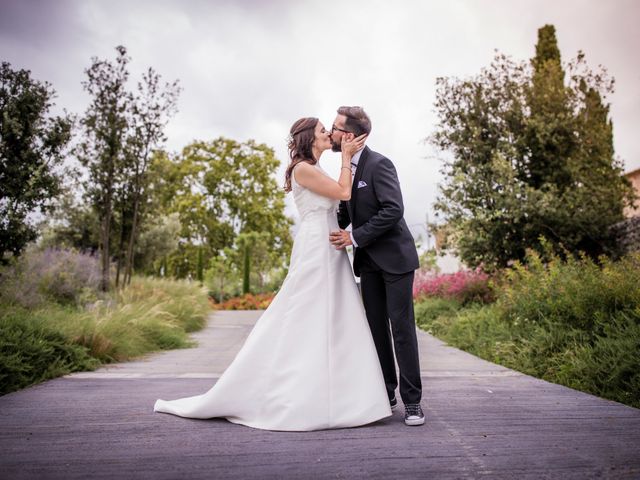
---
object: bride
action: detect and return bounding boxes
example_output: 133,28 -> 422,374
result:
153,117 -> 391,431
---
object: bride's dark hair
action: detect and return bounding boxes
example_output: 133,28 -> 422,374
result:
284,117 -> 318,193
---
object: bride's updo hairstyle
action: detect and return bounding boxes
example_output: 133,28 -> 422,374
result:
284,117 -> 318,193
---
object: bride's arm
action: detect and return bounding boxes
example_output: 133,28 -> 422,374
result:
294,134 -> 366,201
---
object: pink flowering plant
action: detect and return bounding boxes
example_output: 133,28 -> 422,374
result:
413,269 -> 494,305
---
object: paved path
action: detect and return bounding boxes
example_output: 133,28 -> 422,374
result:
1,310 -> 639,479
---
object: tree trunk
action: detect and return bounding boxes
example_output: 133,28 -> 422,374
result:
242,245 -> 250,294
124,194 -> 140,286
115,203 -> 128,288
197,247 -> 204,285
99,142 -> 118,292
100,204 -> 112,292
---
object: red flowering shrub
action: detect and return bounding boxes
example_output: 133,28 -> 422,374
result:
210,292 -> 275,310
413,269 -> 494,305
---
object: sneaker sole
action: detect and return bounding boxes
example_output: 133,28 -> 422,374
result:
390,403 -> 398,411
404,417 -> 425,426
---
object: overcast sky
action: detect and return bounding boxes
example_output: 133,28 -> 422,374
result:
2,0 -> 639,242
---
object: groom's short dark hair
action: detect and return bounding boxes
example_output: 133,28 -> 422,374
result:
337,106 -> 371,136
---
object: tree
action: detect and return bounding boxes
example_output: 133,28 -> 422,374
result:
38,190 -> 100,254
525,25 -> 575,191
150,138 -> 293,281
0,62 -> 72,263
235,231 -> 272,294
431,25 -> 634,270
204,247 -> 238,302
77,46 -> 130,290
133,212 -> 181,275
119,67 -> 180,286
77,46 -> 180,290
196,246 -> 204,284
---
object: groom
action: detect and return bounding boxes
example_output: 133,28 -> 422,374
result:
328,106 -> 424,426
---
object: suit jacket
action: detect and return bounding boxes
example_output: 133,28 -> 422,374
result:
338,146 -> 419,277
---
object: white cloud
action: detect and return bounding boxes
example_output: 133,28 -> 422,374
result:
1,0 -> 638,237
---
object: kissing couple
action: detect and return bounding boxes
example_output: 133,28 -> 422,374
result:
154,106 -> 423,430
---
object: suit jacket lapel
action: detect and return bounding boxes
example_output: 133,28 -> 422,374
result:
349,146 -> 369,220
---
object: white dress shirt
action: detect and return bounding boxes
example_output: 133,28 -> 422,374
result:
348,147 -> 365,248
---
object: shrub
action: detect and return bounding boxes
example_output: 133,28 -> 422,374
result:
0,309 -> 100,394
414,297 -> 462,334
413,250 -> 640,408
497,249 -> 640,332
0,246 -> 102,308
211,292 -> 275,310
413,269 -> 494,304
553,312 -> 640,407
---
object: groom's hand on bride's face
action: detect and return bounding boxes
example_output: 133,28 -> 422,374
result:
329,230 -> 352,250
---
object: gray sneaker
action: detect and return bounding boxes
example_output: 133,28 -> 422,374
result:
390,396 -> 398,411
404,403 -> 425,426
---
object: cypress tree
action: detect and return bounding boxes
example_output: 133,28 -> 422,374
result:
242,244 -> 250,295
526,24 -> 575,191
431,24 -> 635,269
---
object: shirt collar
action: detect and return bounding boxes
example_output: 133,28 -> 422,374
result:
350,147 -> 365,166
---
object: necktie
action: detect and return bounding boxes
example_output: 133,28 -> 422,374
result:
351,162 -> 357,178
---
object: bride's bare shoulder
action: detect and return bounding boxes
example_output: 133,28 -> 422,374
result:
293,161 -> 319,178
293,160 -> 315,170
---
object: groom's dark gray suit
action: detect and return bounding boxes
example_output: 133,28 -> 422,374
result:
337,145 -> 422,405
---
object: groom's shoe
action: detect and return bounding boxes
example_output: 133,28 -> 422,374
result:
390,396 -> 398,411
404,404 -> 425,426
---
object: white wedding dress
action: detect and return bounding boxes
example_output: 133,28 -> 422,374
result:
153,165 -> 391,431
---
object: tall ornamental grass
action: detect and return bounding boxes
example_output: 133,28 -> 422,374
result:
1,250 -> 211,395
52,276 -> 210,362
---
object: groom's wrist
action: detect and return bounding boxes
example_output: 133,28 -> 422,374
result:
350,232 -> 358,248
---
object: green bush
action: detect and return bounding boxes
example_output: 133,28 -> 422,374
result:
0,246 -> 102,308
414,251 -> 640,408
555,312 -> 640,407
498,248 -> 640,332
414,297 -> 463,334
0,309 -> 100,393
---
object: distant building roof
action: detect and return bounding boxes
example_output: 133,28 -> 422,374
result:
625,167 -> 640,178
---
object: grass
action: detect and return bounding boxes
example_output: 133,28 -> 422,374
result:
0,276 -> 211,395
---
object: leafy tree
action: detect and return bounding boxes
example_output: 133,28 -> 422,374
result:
418,248 -> 439,274
118,67 -> 180,286
196,246 -> 204,283
236,231 -> 272,294
77,46 -> 179,290
526,25 -> 574,191
38,190 -> 100,254
147,149 -> 234,257
133,212 -> 181,275
431,25 -> 634,270
151,138 -> 292,282
0,62 -> 72,263
77,46 -> 130,290
204,247 -> 238,302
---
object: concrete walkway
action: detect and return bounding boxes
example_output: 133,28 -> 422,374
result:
1,310 -> 639,479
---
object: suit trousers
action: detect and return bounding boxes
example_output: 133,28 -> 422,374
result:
358,250 -> 422,405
